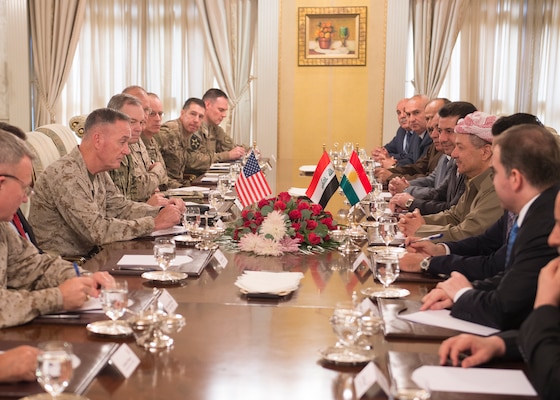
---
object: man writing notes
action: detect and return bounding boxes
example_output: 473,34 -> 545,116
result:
0,131 -> 112,328
29,108 -> 182,258
421,125 -> 560,330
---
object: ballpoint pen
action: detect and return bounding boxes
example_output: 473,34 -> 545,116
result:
410,233 -> 443,244
72,262 -> 81,276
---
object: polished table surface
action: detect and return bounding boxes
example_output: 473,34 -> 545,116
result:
0,239 -> 538,400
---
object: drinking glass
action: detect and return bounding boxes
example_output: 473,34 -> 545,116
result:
35,341 -> 73,399
373,252 -> 400,289
372,181 -> 383,200
229,163 -> 241,182
342,142 -> 354,161
371,200 -> 387,223
100,281 -> 129,335
208,191 -> 229,217
329,301 -> 363,348
183,206 -> 201,232
217,174 -> 232,197
153,237 -> 176,279
379,216 -> 398,247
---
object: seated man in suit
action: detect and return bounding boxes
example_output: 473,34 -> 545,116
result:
372,98 -> 414,166
376,98 -> 450,183
398,112 -> 502,242
0,130 -> 113,328
420,125 -> 560,330
438,189 -> 560,400
29,108 -> 183,258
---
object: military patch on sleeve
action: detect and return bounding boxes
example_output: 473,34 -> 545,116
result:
190,135 -> 201,150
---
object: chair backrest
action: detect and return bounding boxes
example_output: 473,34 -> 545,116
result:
26,131 -> 61,184
36,124 -> 79,157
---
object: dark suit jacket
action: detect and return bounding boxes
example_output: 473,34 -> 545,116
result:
450,184 -> 560,330
409,131 -> 433,165
518,305 -> 560,400
384,127 -> 416,165
408,163 -> 466,215
426,211 -> 508,280
387,143 -> 443,181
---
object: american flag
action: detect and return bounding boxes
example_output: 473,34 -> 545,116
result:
236,151 -> 271,207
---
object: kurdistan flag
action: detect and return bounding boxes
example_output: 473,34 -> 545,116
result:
340,151 -> 372,206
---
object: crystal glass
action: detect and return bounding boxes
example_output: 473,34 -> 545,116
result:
183,206 -> 201,232
329,301 -> 363,348
217,174 -> 232,196
342,142 -> 354,161
372,181 -> 383,200
229,163 -> 241,182
379,216 -> 398,247
36,341 -> 73,399
100,281 -> 129,334
153,237 -> 176,279
371,199 -> 387,223
374,252 -> 400,289
209,191 -> 229,218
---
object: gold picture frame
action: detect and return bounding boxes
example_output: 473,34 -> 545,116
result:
298,6 -> 367,66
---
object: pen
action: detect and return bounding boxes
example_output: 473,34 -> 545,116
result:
72,262 -> 81,277
410,233 -> 443,244
41,314 -> 81,319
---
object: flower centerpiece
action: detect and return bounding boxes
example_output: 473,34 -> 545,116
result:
226,192 -> 338,256
315,21 -> 335,49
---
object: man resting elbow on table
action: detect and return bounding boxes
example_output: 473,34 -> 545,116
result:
28,108 -> 184,259
0,131 -> 114,328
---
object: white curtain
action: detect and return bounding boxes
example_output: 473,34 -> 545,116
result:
29,0 -> 85,126
450,0 -> 560,129
410,0 -> 469,98
195,0 -> 257,146
60,0 -> 212,124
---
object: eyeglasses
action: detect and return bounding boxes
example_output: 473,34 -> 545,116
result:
0,174 -> 34,197
149,111 -> 165,118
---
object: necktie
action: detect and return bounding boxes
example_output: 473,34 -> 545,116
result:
12,213 -> 27,238
505,218 -> 519,267
403,131 -> 413,153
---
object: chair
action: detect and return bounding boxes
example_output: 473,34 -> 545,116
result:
36,124 -> 79,156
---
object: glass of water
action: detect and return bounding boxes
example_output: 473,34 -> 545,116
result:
36,341 -> 74,399
100,280 -> 129,335
374,252 -> 400,290
153,237 -> 176,279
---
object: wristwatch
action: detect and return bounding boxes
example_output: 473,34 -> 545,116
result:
420,257 -> 431,273
405,198 -> 414,209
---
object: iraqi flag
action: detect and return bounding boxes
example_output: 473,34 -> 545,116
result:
340,151 -> 372,206
305,151 -> 339,208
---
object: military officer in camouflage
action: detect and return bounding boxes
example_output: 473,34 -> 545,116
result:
142,92 -> 179,189
201,88 -> 246,162
107,93 -> 169,205
0,131 -> 113,329
158,97 -> 209,183
29,108 -> 183,258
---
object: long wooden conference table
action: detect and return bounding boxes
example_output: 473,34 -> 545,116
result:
0,238 -> 538,400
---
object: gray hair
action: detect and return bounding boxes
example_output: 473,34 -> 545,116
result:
107,93 -> 142,111
0,130 -> 34,166
83,108 -> 131,139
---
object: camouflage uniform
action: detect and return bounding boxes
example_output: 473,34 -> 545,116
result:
200,121 -> 235,162
0,223 -> 78,328
109,140 -> 167,201
157,119 -> 213,181
141,135 -> 176,189
29,147 -> 159,258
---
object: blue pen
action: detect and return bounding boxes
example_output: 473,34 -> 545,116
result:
72,262 -> 81,277
410,233 -> 443,244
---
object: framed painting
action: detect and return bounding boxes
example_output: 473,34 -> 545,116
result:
298,6 -> 367,66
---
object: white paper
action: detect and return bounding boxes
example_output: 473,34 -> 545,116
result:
399,309 -> 499,336
117,254 -> 193,267
151,225 -> 186,237
201,176 -> 219,182
167,186 -> 210,194
109,343 -> 140,379
354,362 -> 390,398
298,165 -> 316,173
288,187 -> 307,197
412,366 -> 536,396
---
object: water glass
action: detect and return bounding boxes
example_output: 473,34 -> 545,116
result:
36,341 -> 74,398
183,206 -> 201,231
374,252 -> 400,288
153,237 -> 176,279
100,280 -> 129,333
229,163 -> 241,182
329,301 -> 363,348
379,216 -> 398,247
217,174 -> 232,196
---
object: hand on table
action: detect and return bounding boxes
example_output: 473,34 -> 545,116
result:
228,146 -> 246,160
154,203 -> 182,230
420,287 -> 453,310
439,334 -> 506,368
147,192 -> 169,207
388,176 -> 409,195
398,209 -> 424,237
0,345 -> 40,382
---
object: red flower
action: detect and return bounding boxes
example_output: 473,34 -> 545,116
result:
289,209 -> 302,220
306,220 -> 318,230
294,232 -> 304,242
274,200 -> 286,211
258,198 -> 270,208
292,222 -> 301,231
320,217 -> 335,230
308,233 -> 321,245
311,204 -> 323,215
241,209 -> 251,219
297,201 -> 310,210
278,192 -> 291,203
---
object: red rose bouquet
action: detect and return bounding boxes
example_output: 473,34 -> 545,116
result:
226,192 -> 338,256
